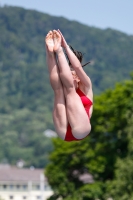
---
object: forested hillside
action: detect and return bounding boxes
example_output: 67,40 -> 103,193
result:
0,5 -> 133,168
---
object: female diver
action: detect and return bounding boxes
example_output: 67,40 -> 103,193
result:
45,29 -> 93,142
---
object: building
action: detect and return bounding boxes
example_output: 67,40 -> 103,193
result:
0,164 -> 53,200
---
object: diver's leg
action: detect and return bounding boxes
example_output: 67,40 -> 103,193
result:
45,31 -> 67,139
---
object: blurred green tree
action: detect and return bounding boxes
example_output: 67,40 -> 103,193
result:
46,75 -> 133,200
105,111 -> 133,200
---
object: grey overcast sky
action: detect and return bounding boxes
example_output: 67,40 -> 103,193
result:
0,0 -> 133,35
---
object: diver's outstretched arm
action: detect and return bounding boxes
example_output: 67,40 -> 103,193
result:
57,29 -> 92,88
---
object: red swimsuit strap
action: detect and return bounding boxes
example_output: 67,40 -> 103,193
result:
76,88 -> 93,105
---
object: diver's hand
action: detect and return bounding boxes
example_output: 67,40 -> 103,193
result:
57,29 -> 69,49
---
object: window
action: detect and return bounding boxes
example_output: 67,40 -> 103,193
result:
1,184 -> 8,190
33,184 -> 40,190
9,185 -> 14,190
23,185 -> 27,190
45,184 -> 52,191
36,196 -> 41,199
3,184 -> 7,189
16,184 -> 20,189
36,185 -> 40,190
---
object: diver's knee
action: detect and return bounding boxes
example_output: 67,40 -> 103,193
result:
72,123 -> 91,139
56,128 -> 66,140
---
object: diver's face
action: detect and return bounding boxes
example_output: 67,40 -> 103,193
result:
70,67 -> 80,83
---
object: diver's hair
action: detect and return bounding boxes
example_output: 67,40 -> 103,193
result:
66,45 -> 90,67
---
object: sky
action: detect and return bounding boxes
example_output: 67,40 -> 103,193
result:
0,0 -> 133,35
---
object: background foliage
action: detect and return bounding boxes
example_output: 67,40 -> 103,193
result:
46,76 -> 133,200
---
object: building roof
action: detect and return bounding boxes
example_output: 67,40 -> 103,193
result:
0,165 -> 46,182
0,165 -> 93,184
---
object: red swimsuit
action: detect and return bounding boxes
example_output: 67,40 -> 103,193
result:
64,88 -> 93,142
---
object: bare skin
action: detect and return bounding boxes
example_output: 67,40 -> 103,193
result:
45,30 -> 92,140
45,31 -> 67,139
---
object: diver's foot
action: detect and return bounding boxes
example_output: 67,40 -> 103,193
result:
53,30 -> 62,52
45,31 -> 54,52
